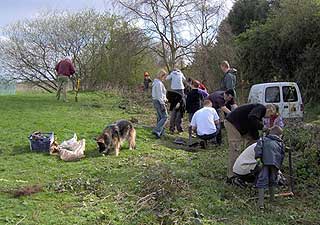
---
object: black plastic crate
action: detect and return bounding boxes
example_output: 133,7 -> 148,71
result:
29,132 -> 54,152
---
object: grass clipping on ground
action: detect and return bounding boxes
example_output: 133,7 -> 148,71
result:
132,163 -> 191,223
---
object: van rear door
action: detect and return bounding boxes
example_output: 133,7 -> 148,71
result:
264,85 -> 282,115
281,84 -> 303,118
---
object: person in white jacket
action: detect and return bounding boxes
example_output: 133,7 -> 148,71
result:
232,142 -> 284,189
166,68 -> 186,95
152,69 -> 168,138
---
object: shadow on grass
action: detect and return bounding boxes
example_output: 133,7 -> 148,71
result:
159,134 -> 203,153
11,145 -> 49,156
85,148 -> 102,158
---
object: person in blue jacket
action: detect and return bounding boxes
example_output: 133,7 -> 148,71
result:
255,125 -> 285,209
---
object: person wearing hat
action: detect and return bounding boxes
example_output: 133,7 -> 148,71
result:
207,89 -> 238,145
55,56 -> 75,102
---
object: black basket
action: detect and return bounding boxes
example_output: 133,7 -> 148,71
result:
29,132 -> 54,152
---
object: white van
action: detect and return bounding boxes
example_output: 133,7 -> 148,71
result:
248,82 -> 303,119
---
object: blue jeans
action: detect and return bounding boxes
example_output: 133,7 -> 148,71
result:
153,100 -> 168,136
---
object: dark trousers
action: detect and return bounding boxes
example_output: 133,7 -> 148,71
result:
197,132 -> 217,141
188,113 -> 194,122
197,131 -> 218,149
256,165 -> 278,189
235,165 -> 262,183
170,109 -> 183,132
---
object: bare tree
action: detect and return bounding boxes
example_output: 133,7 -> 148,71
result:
0,10 -> 112,92
118,0 -> 226,71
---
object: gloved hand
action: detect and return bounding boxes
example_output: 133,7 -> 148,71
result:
262,127 -> 270,135
256,158 -> 263,166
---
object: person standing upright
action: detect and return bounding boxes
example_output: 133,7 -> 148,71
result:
143,71 -> 152,91
220,61 -> 237,96
152,69 -> 168,138
55,56 -> 75,102
166,68 -> 186,95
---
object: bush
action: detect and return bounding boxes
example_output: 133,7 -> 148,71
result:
284,125 -> 320,188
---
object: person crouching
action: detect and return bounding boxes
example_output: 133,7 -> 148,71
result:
190,100 -> 220,148
254,125 -> 285,209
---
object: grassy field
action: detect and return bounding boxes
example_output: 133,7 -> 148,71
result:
0,91 -> 319,225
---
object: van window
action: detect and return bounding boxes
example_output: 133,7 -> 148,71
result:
265,86 -> 280,103
282,86 -> 298,102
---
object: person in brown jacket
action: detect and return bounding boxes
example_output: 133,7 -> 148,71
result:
55,56 -> 75,102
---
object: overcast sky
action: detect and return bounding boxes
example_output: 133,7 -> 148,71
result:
0,0 -> 234,29
0,0 -> 112,29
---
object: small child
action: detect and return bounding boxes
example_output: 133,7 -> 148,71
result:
254,125 -> 285,209
143,71 -> 152,91
263,104 -> 284,129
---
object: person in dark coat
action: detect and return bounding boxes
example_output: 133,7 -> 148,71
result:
225,103 -> 276,181
255,125 -> 285,209
207,89 -> 237,145
208,89 -> 237,114
220,60 -> 237,96
167,90 -> 185,133
186,80 -> 205,122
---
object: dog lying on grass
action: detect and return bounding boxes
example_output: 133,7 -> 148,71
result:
96,120 -> 136,156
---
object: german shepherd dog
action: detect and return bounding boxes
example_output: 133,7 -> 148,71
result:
96,120 -> 136,156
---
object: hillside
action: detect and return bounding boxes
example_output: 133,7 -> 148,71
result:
0,92 -> 319,225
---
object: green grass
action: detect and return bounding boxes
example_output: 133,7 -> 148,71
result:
0,92 -> 319,225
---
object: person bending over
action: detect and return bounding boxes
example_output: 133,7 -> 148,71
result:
225,103 -> 276,182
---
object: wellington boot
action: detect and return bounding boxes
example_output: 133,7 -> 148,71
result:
258,188 -> 265,209
269,186 -> 275,202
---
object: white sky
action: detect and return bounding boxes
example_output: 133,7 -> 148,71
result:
0,0 -> 234,29
0,0 -> 111,29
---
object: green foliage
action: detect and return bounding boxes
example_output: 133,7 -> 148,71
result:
90,17 -> 157,88
284,126 -> 320,188
228,0 -> 277,35
187,21 -> 238,93
236,0 -> 320,102
304,103 -> 320,124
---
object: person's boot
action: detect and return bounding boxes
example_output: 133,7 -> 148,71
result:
269,186 -> 275,202
258,188 -> 265,209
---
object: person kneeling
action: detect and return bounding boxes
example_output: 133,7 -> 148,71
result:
190,100 -> 220,149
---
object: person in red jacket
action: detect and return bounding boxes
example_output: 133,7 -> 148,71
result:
55,56 -> 75,102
